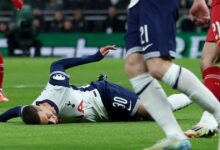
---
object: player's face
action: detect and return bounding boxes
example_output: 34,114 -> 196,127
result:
38,108 -> 59,125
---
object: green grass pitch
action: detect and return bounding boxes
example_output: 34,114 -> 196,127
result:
0,57 -> 218,150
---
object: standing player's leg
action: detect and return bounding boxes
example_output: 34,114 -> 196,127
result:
185,42 -> 220,138
185,3 -> 220,138
201,44 -> 220,101
143,11 -> 220,143
143,0 -> 220,128
128,0 -> 220,149
125,1 -> 190,149
0,53 -> 8,102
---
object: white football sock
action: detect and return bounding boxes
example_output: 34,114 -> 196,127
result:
167,94 -> 192,111
162,64 -> 220,125
130,73 -> 186,140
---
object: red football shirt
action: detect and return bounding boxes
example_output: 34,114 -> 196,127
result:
206,1 -> 220,47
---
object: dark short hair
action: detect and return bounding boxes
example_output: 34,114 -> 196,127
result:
21,105 -> 41,124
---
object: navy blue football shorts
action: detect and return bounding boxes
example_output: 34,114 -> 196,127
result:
91,81 -> 141,121
125,0 -> 179,59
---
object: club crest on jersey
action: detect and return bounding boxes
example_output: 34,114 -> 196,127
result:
52,74 -> 66,80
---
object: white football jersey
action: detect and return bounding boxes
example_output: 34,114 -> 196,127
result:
32,83 -> 109,123
128,0 -> 139,9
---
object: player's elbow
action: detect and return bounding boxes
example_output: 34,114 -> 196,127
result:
51,61 -> 60,69
50,61 -> 63,72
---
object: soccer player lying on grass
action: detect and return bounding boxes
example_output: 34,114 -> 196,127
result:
0,45 -> 192,124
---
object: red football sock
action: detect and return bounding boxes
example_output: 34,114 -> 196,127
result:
203,66 -> 220,101
0,53 -> 4,89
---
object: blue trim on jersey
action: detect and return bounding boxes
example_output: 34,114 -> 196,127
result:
70,84 -> 78,90
36,99 -> 59,114
70,84 -> 96,92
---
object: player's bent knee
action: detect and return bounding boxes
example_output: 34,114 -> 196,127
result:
125,60 -> 147,78
148,68 -> 162,80
200,57 -> 208,71
200,43 -> 220,71
147,63 -> 167,80
200,55 -> 216,71
147,58 -> 172,80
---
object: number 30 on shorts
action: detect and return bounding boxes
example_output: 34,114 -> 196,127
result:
112,97 -> 128,109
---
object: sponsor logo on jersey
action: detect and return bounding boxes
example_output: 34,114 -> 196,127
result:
52,74 -> 66,80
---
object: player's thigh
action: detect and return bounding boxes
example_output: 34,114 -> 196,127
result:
201,42 -> 220,70
125,53 -> 148,78
146,57 -> 172,80
125,4 -> 148,77
125,4 -> 142,56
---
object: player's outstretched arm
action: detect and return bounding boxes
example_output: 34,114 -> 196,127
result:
99,45 -> 116,56
50,45 -> 116,73
0,106 -> 23,122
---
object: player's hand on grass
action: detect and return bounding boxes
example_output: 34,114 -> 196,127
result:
11,0 -> 24,10
188,0 -> 210,26
100,45 -> 117,56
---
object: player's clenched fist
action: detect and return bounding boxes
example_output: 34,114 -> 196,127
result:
11,0 -> 24,10
188,0 -> 210,26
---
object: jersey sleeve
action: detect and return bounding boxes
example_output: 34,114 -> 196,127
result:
33,83 -> 70,114
49,51 -> 103,87
50,51 -> 103,73
0,106 -> 23,122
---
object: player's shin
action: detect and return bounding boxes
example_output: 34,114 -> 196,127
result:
130,73 -> 186,140
162,64 -> 220,126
